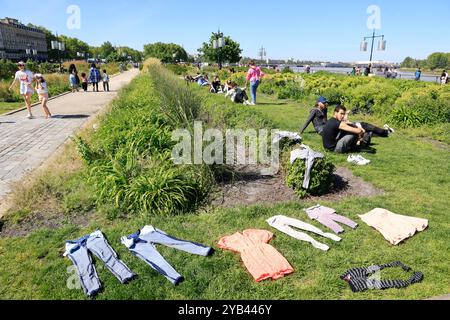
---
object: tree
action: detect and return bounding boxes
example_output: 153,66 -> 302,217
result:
198,33 -> 242,68
427,52 -> 448,70
400,57 -> 416,68
143,43 -> 188,63
99,41 -> 116,60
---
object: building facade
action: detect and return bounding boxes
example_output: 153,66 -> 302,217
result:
0,17 -> 48,62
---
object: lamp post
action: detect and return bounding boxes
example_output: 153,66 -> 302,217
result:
51,33 -> 65,72
25,43 -> 38,61
212,29 -> 225,69
259,46 -> 267,65
360,29 -> 386,63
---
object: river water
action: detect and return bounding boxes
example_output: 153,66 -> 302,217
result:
290,66 -> 441,84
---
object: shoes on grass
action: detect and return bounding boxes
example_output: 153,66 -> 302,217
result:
347,155 -> 371,166
384,124 -> 395,134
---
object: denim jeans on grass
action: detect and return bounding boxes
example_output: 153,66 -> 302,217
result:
121,226 -> 213,285
64,230 -> 135,297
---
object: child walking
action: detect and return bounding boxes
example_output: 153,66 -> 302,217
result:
102,69 -> 110,92
81,72 -> 88,92
34,74 -> 52,119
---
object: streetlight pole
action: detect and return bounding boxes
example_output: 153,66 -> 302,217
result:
360,29 -> 386,64
259,46 -> 267,64
51,32 -> 65,72
212,29 -> 225,69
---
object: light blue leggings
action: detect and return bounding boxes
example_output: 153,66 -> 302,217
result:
121,226 -> 213,285
64,230 -> 135,297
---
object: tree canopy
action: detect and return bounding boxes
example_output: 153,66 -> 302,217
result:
401,52 -> 450,70
197,33 -> 242,67
143,42 -> 188,63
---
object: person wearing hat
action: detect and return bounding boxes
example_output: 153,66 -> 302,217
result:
9,61 -> 35,119
34,74 -> 53,119
300,96 -> 329,136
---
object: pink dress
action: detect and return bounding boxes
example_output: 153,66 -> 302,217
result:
218,229 -> 294,282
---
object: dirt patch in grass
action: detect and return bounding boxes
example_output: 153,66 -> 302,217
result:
211,166 -> 384,208
0,210 -> 93,238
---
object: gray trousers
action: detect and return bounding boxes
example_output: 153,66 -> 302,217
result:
335,134 -> 358,153
64,230 -> 135,297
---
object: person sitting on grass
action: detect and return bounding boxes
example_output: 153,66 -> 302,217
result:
225,82 -> 251,105
210,76 -> 223,93
322,105 -> 367,154
300,96 -> 329,135
302,96 -> 394,139
223,80 -> 233,94
196,74 -> 210,87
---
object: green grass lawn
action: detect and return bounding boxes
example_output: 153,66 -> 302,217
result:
0,82 -> 449,300
0,101 -> 25,115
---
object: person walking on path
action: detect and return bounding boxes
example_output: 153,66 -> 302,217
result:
8,61 -> 34,119
102,69 -> 110,92
245,60 -> 265,105
80,72 -> 88,92
88,63 -> 101,92
68,64 -> 80,93
34,74 -> 52,119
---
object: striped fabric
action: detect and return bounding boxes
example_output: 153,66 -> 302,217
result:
341,261 -> 424,292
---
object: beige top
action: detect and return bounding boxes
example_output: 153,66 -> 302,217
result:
359,208 -> 428,245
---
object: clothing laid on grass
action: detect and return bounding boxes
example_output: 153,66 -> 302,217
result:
305,205 -> 358,234
64,230 -> 135,297
266,215 -> 341,252
217,229 -> 294,282
290,145 -> 324,189
121,226 -> 213,285
341,261 -> 424,292
358,208 -> 428,245
272,131 -> 302,145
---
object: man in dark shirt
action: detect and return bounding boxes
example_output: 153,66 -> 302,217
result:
322,105 -> 365,153
300,96 -> 328,135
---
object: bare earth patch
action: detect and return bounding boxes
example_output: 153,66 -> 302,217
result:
0,210 -> 93,238
211,166 -> 384,208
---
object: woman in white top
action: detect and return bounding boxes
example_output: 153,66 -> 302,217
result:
34,74 -> 52,119
9,61 -> 35,119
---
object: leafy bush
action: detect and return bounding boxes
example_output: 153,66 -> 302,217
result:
165,64 -> 189,75
283,148 -> 335,198
388,87 -> 450,127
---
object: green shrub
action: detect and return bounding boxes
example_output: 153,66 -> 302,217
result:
165,63 -> 189,75
283,148 -> 335,198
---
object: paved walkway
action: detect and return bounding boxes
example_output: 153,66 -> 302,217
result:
0,69 -> 139,216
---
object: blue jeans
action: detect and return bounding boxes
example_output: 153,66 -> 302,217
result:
121,226 -> 213,285
64,230 -> 135,297
250,80 -> 260,104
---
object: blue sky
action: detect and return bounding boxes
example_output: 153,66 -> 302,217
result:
1,0 -> 450,62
